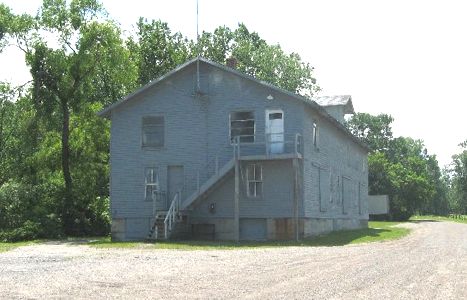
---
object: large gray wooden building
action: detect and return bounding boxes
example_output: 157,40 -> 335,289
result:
99,57 -> 369,241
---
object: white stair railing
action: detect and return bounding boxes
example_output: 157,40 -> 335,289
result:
164,191 -> 180,239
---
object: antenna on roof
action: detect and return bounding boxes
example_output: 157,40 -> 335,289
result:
196,0 -> 201,94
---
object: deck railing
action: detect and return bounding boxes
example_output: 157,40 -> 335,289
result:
233,133 -> 303,159
182,133 -> 303,207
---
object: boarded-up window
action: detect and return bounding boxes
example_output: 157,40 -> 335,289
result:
142,116 -> 164,147
246,164 -> 262,198
342,177 -> 350,214
312,122 -> 319,147
230,111 -> 255,143
144,167 -> 159,201
319,168 -> 330,212
336,175 -> 341,204
330,171 -> 338,203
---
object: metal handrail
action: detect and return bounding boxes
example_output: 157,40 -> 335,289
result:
164,191 -> 180,239
189,147 -> 233,195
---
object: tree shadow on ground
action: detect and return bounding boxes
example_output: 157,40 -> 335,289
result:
56,223 -> 410,249
147,227 -> 397,249
41,237 -> 108,246
407,220 -> 439,223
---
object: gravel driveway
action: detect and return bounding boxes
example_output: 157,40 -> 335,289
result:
1,221 -> 466,299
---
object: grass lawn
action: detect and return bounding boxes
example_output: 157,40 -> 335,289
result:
89,221 -> 410,250
0,241 -> 34,253
410,215 -> 467,224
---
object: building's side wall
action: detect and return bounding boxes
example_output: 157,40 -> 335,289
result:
302,106 -> 369,237
109,63 -> 306,241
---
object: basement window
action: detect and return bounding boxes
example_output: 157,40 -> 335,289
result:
246,164 -> 262,198
312,122 -> 319,148
144,167 -> 159,201
230,111 -> 255,143
142,116 -> 164,148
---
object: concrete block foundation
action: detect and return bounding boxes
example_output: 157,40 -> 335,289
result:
111,218 -> 126,241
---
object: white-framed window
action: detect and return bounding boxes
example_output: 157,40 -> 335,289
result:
144,167 -> 159,201
312,121 -> 319,148
230,111 -> 255,143
246,164 -> 262,198
142,116 -> 164,148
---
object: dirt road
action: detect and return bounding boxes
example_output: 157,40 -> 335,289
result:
0,221 -> 466,299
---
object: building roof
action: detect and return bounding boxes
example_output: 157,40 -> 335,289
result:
98,57 -> 369,152
314,95 -> 355,114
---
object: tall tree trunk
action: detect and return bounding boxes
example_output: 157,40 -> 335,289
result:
61,98 -> 73,234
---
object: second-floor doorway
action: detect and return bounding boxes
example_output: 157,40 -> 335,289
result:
266,110 -> 284,154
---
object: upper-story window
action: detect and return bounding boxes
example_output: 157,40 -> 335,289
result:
312,122 -> 319,148
230,111 -> 255,143
142,116 -> 164,148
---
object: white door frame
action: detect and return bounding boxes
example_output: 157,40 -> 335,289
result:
265,109 -> 284,154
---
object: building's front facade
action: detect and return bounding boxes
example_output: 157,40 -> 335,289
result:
99,58 -> 369,241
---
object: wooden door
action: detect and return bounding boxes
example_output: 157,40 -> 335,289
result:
167,165 -> 184,206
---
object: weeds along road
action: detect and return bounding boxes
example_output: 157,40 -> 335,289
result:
0,221 -> 466,299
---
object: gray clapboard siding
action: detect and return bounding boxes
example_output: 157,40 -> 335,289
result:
105,58 -> 369,239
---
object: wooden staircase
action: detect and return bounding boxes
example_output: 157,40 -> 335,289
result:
181,158 -> 235,210
148,157 -> 235,241
147,213 -> 166,240
148,211 -> 191,240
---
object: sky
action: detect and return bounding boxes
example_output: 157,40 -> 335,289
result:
1,0 -> 466,167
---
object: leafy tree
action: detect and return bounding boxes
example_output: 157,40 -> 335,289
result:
127,18 -> 190,86
449,140 -> 467,214
347,113 -> 394,152
348,113 -> 447,220
0,83 -> 16,184
2,0 -> 136,235
0,4 -> 36,52
194,23 -> 320,97
196,26 -> 233,62
26,0 -> 105,234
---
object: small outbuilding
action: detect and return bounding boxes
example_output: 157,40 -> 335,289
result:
368,195 -> 390,215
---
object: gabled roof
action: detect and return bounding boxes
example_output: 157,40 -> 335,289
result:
98,57 -> 369,152
314,95 -> 355,114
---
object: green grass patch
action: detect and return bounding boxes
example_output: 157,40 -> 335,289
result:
89,221 -> 409,250
0,241 -> 35,253
301,221 -> 409,246
410,215 -> 467,224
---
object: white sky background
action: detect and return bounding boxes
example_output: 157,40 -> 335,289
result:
1,0 -> 466,167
